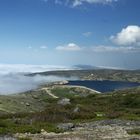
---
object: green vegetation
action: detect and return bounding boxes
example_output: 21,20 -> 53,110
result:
30,69 -> 140,82
0,90 -> 51,114
0,118 -> 62,135
18,138 -> 32,140
127,128 -> 140,135
51,86 -> 92,98
0,86 -> 140,135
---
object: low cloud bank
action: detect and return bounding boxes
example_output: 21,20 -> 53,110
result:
0,74 -> 78,95
0,64 -> 72,74
0,64 -> 78,95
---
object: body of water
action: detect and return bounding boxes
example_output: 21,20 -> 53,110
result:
66,80 -> 140,93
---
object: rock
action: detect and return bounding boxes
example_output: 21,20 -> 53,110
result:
129,138 -> 140,140
57,98 -> 71,105
96,113 -> 104,117
14,120 -> 140,140
59,80 -> 69,85
57,123 -> 74,131
25,103 -> 30,106
41,129 -> 48,135
73,107 -> 80,113
20,102 -> 24,105
32,95 -> 38,99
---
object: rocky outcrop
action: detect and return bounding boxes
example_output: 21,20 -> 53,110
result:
57,123 -> 74,131
57,98 -> 71,105
15,120 -> 140,140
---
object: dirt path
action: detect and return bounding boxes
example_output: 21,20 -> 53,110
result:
61,85 -> 101,94
41,88 -> 59,99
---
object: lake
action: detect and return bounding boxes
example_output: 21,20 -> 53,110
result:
66,80 -> 140,93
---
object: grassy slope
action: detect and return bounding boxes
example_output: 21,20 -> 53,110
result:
0,86 -> 139,134
0,90 -> 50,114
0,85 -> 97,114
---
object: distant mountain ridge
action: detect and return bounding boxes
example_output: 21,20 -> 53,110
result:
74,64 -> 130,70
73,65 -> 99,70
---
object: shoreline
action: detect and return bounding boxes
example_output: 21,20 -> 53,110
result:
60,85 -> 101,94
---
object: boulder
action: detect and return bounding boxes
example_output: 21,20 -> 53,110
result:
57,123 -> 74,131
57,98 -> 71,106
73,107 -> 80,113
25,103 -> 30,106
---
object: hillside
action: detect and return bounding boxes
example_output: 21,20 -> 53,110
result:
30,69 -> 140,83
0,83 -> 139,139
0,84 -> 97,114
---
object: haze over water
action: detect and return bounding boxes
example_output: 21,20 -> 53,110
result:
0,64 -> 77,95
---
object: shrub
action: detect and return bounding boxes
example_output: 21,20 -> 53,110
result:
18,138 -> 32,140
127,128 -> 140,135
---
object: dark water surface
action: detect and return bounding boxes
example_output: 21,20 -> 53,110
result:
66,80 -> 140,93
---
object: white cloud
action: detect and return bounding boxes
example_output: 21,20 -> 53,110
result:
0,64 -> 78,94
0,64 -> 73,74
40,45 -> 48,49
72,0 -> 118,7
28,45 -> 48,50
73,0 -> 82,6
0,74 -> 78,94
56,43 -> 82,51
83,32 -> 92,37
42,0 -> 48,2
0,64 -> 79,94
56,43 -> 140,53
110,25 -> 140,46
43,0 -> 118,7
91,45 -> 140,53
55,0 -> 62,4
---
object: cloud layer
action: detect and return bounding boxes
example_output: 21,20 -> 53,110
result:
0,64 -> 71,74
43,0 -> 118,7
72,0 -> 118,7
0,64 -> 79,94
91,45 -> 140,53
0,74 -> 78,95
82,32 -> 92,37
55,43 -> 140,53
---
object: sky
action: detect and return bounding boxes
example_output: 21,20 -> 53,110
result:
0,0 -> 140,69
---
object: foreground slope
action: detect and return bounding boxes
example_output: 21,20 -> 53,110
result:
0,85 -> 139,140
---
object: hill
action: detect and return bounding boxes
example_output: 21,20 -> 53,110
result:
0,84 -> 139,139
29,69 -> 140,83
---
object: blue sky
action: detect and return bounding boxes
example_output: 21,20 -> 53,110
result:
0,0 -> 140,69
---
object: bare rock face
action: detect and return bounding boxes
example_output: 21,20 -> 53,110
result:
41,129 -> 48,135
14,120 -> 140,140
25,102 -> 30,106
129,138 -> 140,140
73,106 -> 80,113
57,123 -> 74,131
57,98 -> 71,106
